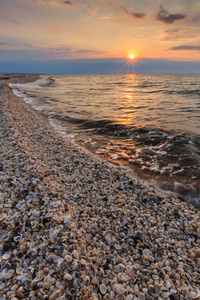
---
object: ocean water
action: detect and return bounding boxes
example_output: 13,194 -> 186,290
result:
10,74 -> 200,206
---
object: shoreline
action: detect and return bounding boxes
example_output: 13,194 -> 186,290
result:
0,74 -> 200,299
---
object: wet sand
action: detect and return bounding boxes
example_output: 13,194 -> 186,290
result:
0,74 -> 200,299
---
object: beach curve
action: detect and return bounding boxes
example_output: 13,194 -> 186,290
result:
0,74 -> 200,299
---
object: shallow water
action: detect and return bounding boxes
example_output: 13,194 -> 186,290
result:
10,74 -> 200,205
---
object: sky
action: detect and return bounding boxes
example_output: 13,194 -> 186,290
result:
0,0 -> 200,74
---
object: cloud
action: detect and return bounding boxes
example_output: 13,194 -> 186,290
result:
31,43 -> 109,54
75,49 -> 109,54
169,45 -> 200,51
122,8 -> 146,19
155,6 -> 186,24
0,42 -> 9,46
38,0 -> 74,7
0,14 -> 21,25
0,41 -> 109,59
104,1 -> 146,19
162,28 -> 199,41
166,29 -> 180,33
104,1 -> 114,6
45,46 -> 109,55
63,0 -> 73,5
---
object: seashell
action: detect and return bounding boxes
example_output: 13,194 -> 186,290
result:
39,249 -> 45,256
0,283 -> 5,290
50,232 -> 58,243
16,267 -> 24,275
49,269 -> 54,275
51,277 -> 56,285
154,284 -> 162,294
71,261 -> 78,270
80,258 -> 86,265
113,284 -> 125,295
162,292 -> 169,299
73,278 -> 81,288
68,287 -> 76,296
143,288 -> 148,294
31,249 -> 37,256
138,292 -> 145,300
11,284 -> 18,291
192,272 -> 198,279
91,277 -> 99,285
14,236 -> 21,242
104,294 -> 111,300
149,255 -> 154,262
119,274 -> 130,282
102,278 -> 109,285
100,284 -> 107,295
72,250 -> 79,258
105,235 -> 112,246
114,244 -> 121,250
38,291 -> 44,299
44,275 -> 51,288
0,269 -> 14,280
143,256 -> 149,265
142,249 -> 152,257
65,255 -> 72,263
64,273 -> 72,281
40,243 -> 47,250
55,281 -> 62,289
195,249 -> 200,258
64,215 -> 71,224
177,248 -> 183,256
110,291 -> 115,299
2,253 -> 10,260
84,276 -> 90,284
16,289 -> 25,298
127,295 -> 135,300
115,263 -> 125,272
58,257 -> 64,264
126,265 -> 132,273
190,289 -> 200,300
55,289 -> 61,299
128,227 -> 133,236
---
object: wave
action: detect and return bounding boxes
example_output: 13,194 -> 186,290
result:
50,114 -> 157,137
156,181 -> 200,207
50,113 -> 200,150
10,75 -> 54,90
9,75 -> 54,109
141,88 -> 200,96
165,89 -> 200,96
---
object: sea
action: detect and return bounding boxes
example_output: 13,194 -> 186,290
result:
10,74 -> 200,206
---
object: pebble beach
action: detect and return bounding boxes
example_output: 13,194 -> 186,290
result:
0,74 -> 200,300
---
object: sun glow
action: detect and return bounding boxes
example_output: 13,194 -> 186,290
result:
129,54 -> 135,60
123,52 -> 140,74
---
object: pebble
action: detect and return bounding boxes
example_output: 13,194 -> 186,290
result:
0,76 -> 199,299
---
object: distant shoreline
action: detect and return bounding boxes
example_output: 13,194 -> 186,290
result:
0,73 -> 40,85
1,57 -> 200,75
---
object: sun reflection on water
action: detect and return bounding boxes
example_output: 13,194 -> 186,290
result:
116,74 -> 141,128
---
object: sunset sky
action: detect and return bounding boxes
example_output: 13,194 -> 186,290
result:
0,0 -> 200,73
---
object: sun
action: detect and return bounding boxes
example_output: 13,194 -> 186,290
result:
129,54 -> 135,60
